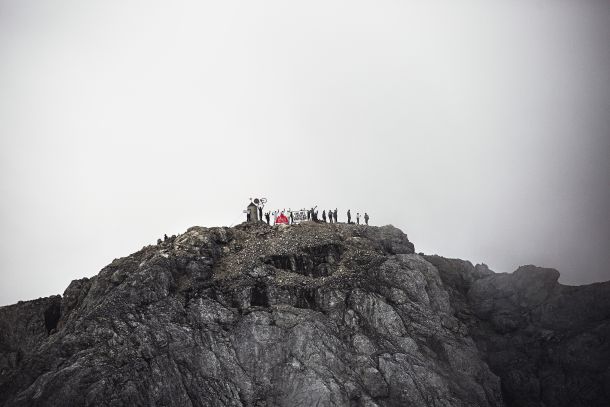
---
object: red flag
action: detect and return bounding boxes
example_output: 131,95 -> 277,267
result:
275,213 -> 289,225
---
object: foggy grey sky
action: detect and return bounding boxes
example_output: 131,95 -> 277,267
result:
1,0 -> 609,305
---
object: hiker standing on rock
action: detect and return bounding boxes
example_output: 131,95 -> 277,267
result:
347,209 -> 351,224
322,210 -> 327,223
310,207 -> 317,222
334,209 -> 338,223
356,213 -> 360,225
258,206 -> 263,221
364,213 -> 369,226
328,209 -> 333,223
265,212 -> 270,225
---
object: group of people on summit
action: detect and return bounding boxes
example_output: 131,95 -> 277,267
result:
259,207 -> 370,226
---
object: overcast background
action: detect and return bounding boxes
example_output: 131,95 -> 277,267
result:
1,0 -> 609,306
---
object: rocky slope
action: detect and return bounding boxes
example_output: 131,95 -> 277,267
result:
0,222 -> 608,406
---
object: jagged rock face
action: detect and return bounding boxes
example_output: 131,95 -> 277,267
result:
0,223 -> 607,406
426,256 -> 610,407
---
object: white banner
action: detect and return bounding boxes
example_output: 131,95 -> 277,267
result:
292,210 -> 308,224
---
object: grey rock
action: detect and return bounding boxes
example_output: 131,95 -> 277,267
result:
0,222 -> 607,406
426,255 -> 610,407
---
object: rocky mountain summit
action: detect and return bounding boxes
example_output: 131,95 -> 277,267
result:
1,222 -> 608,406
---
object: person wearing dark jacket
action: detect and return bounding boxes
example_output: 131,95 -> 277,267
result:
322,210 -> 327,222
364,212 -> 369,225
334,209 -> 338,223
347,209 -> 351,224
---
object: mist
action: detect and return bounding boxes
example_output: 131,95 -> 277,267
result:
1,0 -> 609,305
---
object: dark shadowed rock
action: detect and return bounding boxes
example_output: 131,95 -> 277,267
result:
0,222 -> 607,406
425,255 -> 610,407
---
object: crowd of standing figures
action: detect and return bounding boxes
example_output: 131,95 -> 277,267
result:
256,206 -> 370,226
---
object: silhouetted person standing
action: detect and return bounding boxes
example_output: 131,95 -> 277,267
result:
322,210 -> 327,222
258,206 -> 263,221
265,212 -> 270,225
328,209 -> 333,223
334,209 -> 338,223
347,209 -> 351,224
164,234 -> 168,241
290,211 -> 294,224
356,213 -> 360,225
364,213 -> 369,225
